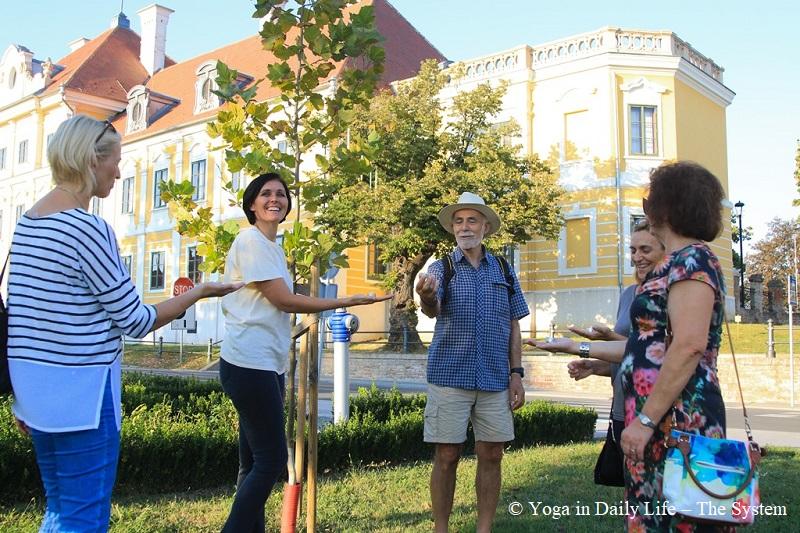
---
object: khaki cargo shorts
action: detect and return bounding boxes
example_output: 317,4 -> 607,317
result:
423,383 -> 514,444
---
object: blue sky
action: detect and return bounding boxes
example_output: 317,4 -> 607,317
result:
2,0 -> 798,248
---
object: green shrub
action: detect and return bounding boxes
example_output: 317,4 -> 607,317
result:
0,375 -> 596,502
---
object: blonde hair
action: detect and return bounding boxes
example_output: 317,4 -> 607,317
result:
48,115 -> 121,194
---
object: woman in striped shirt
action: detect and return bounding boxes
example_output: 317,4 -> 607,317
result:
7,115 -> 242,532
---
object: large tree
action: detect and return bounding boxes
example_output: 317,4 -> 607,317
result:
747,218 -> 800,286
304,60 -> 565,348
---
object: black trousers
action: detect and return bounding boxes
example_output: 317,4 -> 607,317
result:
220,358 -> 288,533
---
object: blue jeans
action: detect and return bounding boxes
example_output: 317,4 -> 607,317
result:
30,374 -> 120,533
220,358 -> 288,533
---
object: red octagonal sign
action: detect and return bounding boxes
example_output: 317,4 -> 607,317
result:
173,277 -> 195,297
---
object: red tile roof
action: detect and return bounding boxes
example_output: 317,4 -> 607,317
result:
113,0 -> 446,141
43,26 -> 153,101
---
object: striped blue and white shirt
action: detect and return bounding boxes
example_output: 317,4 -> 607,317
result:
426,247 -> 529,392
7,208 -> 156,432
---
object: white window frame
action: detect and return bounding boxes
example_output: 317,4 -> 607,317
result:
18,139 -> 28,164
121,175 -> 134,214
190,158 -> 207,201
153,167 -> 168,209
620,77 -> 666,161
149,250 -> 166,291
557,208 -> 597,276
187,245 -> 203,284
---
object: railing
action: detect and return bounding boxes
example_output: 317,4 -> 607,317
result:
529,27 -> 723,82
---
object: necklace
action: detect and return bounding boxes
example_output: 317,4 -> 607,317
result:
55,186 -> 86,209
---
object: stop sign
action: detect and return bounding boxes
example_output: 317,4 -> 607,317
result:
173,277 -> 195,297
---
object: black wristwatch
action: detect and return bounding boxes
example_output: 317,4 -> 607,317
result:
510,367 -> 525,378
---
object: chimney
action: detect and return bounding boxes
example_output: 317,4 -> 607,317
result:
68,37 -> 90,52
137,4 -> 174,76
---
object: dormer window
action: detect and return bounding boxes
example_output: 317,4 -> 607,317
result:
126,85 -> 149,134
8,68 -> 16,89
194,61 -> 220,114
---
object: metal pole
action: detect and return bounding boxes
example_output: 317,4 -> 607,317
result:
179,330 -> 183,364
790,275 -> 796,408
158,336 -> 163,357
738,211 -> 745,306
207,338 -> 212,362
767,319 -> 776,358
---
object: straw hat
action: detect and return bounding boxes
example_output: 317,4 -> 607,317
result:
437,192 -> 501,236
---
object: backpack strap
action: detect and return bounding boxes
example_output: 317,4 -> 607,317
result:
496,255 -> 515,297
440,254 -> 455,306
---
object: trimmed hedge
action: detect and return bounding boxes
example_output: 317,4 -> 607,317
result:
0,377 -> 595,502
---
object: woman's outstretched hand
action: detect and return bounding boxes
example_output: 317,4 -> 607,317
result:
198,281 -> 245,298
346,293 -> 392,307
524,337 -> 577,355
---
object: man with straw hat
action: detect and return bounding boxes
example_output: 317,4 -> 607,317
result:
415,192 -> 529,533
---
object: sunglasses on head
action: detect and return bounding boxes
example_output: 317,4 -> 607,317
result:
95,120 -> 117,143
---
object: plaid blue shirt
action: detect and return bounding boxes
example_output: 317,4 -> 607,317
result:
426,247 -> 529,392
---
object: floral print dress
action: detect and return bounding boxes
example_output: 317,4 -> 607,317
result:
620,243 -> 731,532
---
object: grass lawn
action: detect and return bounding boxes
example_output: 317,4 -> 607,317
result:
723,322 -> 798,355
122,342 -> 217,370
2,443 -> 797,532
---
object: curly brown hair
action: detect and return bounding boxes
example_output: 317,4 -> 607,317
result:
644,161 -> 724,241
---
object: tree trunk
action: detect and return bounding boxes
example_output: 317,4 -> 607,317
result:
387,253 -> 431,352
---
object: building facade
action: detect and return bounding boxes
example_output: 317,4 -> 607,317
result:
0,1 -> 444,344
1,7 -> 734,342
426,28 -> 735,334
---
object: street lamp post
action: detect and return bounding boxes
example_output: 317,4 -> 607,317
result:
734,201 -> 745,307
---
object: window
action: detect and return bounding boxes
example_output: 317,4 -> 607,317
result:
153,168 -> 168,208
191,159 -> 206,201
0,147 -> 5,169
121,255 -> 133,275
121,176 -> 134,214
15,204 -> 25,222
630,214 -> 646,234
557,209 -> 597,276
230,170 -> 241,192
91,197 -> 101,216
149,251 -> 165,290
277,140 -> 288,154
367,243 -> 389,279
629,105 -> 657,156
187,246 -> 203,283
565,218 -> 591,269
18,140 -> 28,164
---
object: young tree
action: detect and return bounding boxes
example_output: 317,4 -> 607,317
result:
305,60 -> 565,348
162,0 -> 385,282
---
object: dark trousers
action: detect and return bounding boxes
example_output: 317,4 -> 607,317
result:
220,358 -> 288,533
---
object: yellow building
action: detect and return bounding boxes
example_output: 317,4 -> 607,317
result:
427,28 -> 735,334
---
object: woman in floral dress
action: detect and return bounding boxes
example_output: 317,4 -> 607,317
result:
526,161 -> 730,531
619,161 -> 730,532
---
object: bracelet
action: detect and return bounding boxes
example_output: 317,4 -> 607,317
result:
578,341 -> 591,358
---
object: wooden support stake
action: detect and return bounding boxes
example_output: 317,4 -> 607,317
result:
306,265 -> 321,532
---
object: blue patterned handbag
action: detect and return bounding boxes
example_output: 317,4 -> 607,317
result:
662,314 -> 764,526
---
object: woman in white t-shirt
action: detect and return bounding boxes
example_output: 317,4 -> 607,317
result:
219,172 -> 389,532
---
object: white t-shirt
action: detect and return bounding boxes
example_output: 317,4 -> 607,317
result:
221,227 -> 293,373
